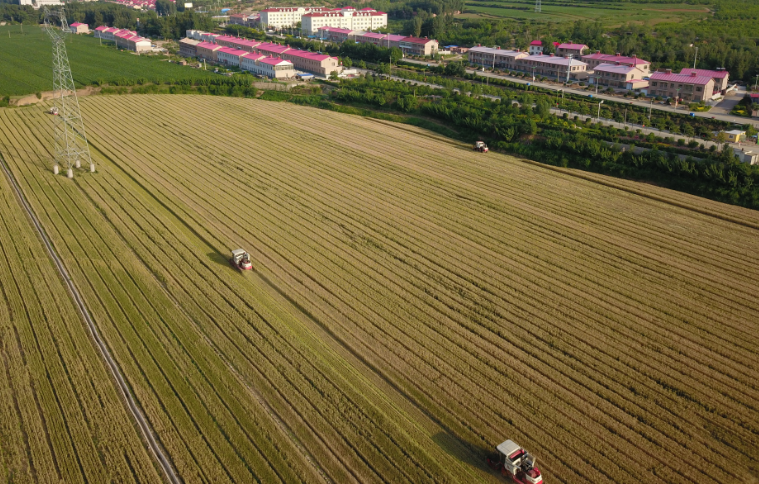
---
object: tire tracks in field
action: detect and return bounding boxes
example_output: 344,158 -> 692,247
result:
0,153 -> 182,484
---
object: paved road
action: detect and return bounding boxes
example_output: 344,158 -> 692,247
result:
363,69 -> 753,152
400,58 -> 759,128
0,156 -> 182,484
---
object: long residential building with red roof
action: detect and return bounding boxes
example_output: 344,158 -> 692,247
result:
648,69 -> 715,102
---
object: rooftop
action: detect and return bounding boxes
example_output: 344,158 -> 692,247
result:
70,22 -> 86,27
679,68 -> 729,79
524,53 -> 588,67
196,41 -> 221,50
259,56 -> 293,66
401,36 -> 435,45
582,52 -> 650,66
360,32 -> 386,39
592,63 -> 642,74
218,47 -> 249,56
649,71 -> 713,85
529,40 -> 542,46
557,43 -> 587,50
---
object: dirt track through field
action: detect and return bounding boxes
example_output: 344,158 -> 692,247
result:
0,152 -> 181,484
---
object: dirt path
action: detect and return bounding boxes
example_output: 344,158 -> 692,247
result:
0,155 -> 181,484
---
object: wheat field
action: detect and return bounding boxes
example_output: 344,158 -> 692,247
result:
1,94 -> 757,483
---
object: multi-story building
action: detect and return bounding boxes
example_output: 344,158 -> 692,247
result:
259,6 -> 331,29
354,31 -> 386,46
468,46 -> 528,71
69,22 -> 89,34
468,48 -> 587,81
196,41 -> 222,62
588,64 -> 649,90
581,51 -> 650,74
399,36 -> 438,56
679,68 -> 729,93
217,47 -> 249,67
240,54 -> 296,79
528,40 -> 543,55
229,13 -> 248,26
648,70 -> 715,102
316,27 -> 359,43
179,38 -> 200,58
301,7 -> 387,35
556,43 -> 587,58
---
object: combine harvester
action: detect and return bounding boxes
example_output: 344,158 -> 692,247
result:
230,249 -> 253,271
473,140 -> 489,152
487,439 -> 543,484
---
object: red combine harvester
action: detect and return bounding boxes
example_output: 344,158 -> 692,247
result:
474,140 -> 489,152
230,249 -> 253,271
487,439 -> 543,484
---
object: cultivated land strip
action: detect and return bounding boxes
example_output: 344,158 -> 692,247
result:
1,95 -> 758,483
0,150 -> 179,484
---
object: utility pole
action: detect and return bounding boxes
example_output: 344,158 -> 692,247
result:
597,100 -> 604,123
755,74 -> 758,92
649,97 -> 653,122
693,46 -> 698,69
43,7 -> 94,177
565,55 -> 572,84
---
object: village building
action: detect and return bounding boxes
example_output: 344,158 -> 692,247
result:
216,47 -> 249,67
69,22 -> 89,34
179,38 -> 200,57
399,36 -> 438,56
588,64 -> 649,90
648,70 -> 715,102
316,26 -> 359,43
195,41 -> 222,62
679,68 -> 730,93
259,6 -> 331,29
556,43 -> 588,58
241,54 -> 296,79
581,51 -> 651,74
301,7 -> 387,34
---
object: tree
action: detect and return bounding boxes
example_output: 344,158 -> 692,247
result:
682,123 -> 695,140
411,16 -> 423,37
342,57 -> 353,68
329,70 -> 339,80
716,130 -> 727,147
443,61 -> 465,77
155,0 -> 176,16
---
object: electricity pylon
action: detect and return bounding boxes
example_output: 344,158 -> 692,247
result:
43,6 -> 94,178
535,0 -> 541,13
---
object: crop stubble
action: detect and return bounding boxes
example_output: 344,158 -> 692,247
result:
0,94 -> 757,483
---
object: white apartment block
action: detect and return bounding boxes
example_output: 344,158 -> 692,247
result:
301,7 -> 387,34
259,6 -> 330,29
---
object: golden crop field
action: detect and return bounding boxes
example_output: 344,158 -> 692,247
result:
1,94 -> 758,484
0,154 -> 161,482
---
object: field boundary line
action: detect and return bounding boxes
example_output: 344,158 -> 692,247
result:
0,153 -> 182,484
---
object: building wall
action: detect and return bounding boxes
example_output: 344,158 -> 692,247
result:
179,40 -> 199,57
241,59 -> 295,79
400,39 -> 438,56
301,12 -> 387,34
648,78 -> 714,102
590,66 -> 647,89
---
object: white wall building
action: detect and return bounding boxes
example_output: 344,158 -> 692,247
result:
259,6 -> 330,29
240,54 -> 296,79
301,7 -> 387,35
18,0 -> 63,9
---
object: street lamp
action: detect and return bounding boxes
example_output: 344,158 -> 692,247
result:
532,66 -> 536,83
597,100 -> 604,123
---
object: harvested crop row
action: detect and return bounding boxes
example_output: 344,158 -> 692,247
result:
0,155 -> 161,484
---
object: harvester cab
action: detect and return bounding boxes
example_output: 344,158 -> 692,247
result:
230,249 -> 253,271
487,440 -> 543,484
474,141 -> 489,152
48,107 -> 59,116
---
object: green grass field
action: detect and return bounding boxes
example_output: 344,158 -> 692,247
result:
0,24 -> 217,97
462,1 -> 708,24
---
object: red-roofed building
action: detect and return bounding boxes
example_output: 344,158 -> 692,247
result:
278,48 -> 342,76
69,22 -> 89,34
242,54 -> 296,78
355,31 -> 386,45
196,41 -> 222,62
588,63 -> 649,90
528,40 -> 544,55
259,6 -> 332,29
400,36 -> 438,56
649,69 -> 715,102
556,43 -> 587,58
301,7 -> 387,34
179,38 -> 200,58
582,51 -> 650,74
217,47 -> 249,67
229,13 -> 248,26
316,26 -> 359,43
679,68 -> 729,92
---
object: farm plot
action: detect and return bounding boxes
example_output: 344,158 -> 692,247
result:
0,157 -> 162,483
2,94 -> 759,484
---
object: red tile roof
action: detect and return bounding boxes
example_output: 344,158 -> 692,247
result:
649,72 -> 712,85
582,52 -> 650,66
558,43 -> 587,50
529,40 -> 542,46
679,68 -> 728,79
401,36 -> 436,45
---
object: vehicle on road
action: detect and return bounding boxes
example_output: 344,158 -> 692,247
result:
230,248 -> 253,270
474,141 -> 489,152
487,439 -> 543,483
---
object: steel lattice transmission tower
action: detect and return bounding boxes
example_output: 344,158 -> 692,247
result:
535,0 -> 541,13
43,6 -> 94,178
